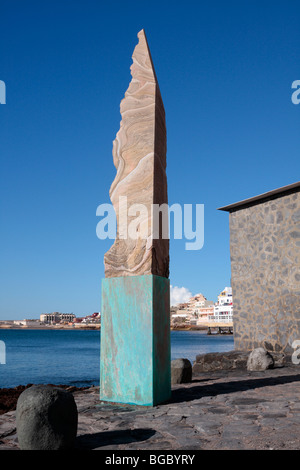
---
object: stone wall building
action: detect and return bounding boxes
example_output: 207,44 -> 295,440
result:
219,182 -> 300,354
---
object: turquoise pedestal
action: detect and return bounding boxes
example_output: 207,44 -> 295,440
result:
100,275 -> 171,406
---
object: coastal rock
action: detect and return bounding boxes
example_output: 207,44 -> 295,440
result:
16,385 -> 78,450
104,29 -> 169,279
247,347 -> 274,371
0,384 -> 88,416
192,350 -> 249,374
192,350 -> 286,374
171,358 -> 192,384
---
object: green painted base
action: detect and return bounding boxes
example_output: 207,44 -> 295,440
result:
100,275 -> 171,406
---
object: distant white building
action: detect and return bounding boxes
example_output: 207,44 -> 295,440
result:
209,287 -> 233,323
40,312 -> 75,324
196,304 -> 215,324
13,320 -> 39,327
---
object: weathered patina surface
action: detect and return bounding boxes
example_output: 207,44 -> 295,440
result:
100,275 -> 170,406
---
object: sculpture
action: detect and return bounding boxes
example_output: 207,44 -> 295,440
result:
100,30 -> 171,406
104,29 -> 169,279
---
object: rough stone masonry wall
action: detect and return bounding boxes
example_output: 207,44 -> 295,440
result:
229,190 -> 300,354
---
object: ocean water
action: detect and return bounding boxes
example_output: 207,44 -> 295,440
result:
0,329 -> 234,389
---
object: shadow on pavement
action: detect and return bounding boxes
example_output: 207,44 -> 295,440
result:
170,373 -> 300,404
76,428 -> 156,450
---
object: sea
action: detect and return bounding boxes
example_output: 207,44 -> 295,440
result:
0,329 -> 234,389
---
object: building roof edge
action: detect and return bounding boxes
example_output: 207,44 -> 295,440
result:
217,181 -> 300,212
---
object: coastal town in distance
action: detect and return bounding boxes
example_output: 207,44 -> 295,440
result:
0,287 -> 233,333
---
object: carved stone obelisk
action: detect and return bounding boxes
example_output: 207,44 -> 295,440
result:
104,29 -> 169,279
100,30 -> 171,406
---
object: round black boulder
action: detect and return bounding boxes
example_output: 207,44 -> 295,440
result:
16,385 -> 78,450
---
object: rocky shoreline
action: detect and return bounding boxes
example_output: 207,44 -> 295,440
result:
0,350 -> 290,416
1,351 -> 300,450
0,384 -> 89,416
1,365 -> 300,450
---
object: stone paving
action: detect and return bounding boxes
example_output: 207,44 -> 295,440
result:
1,365 -> 300,450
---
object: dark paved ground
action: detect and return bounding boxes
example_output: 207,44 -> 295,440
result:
1,365 -> 300,450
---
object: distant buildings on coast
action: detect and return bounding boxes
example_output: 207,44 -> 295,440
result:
170,287 -> 233,328
0,287 -> 232,330
0,312 -> 101,329
39,311 -> 101,327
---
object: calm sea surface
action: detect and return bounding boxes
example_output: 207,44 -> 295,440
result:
0,329 -> 234,388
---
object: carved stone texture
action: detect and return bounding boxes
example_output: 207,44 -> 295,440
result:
104,29 -> 169,278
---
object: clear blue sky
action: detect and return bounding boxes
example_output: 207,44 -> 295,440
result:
1,0 -> 299,319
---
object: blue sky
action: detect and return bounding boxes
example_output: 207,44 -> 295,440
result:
1,0 -> 299,319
